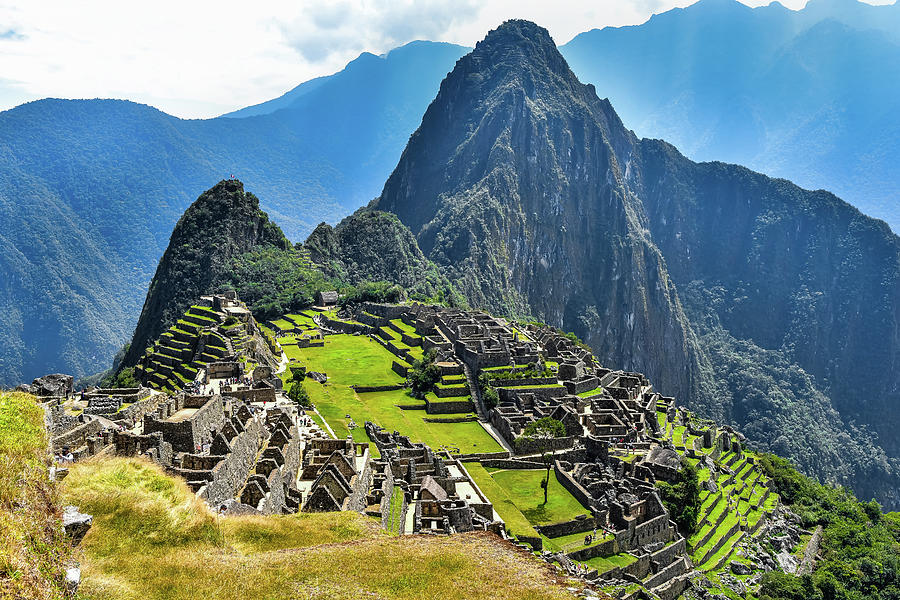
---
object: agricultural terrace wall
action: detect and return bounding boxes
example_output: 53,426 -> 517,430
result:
650,538 -> 685,572
425,398 -> 474,414
322,317 -> 371,335
536,516 -> 596,538
358,303 -> 408,319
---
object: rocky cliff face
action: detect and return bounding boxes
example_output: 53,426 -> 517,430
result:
373,20 -> 704,406
123,180 -> 290,366
373,19 -> 900,506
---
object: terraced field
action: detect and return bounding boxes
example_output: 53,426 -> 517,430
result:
137,304 -> 251,393
281,332 -> 501,455
659,410 -> 782,594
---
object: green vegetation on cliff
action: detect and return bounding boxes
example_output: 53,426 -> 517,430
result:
758,454 -> 900,600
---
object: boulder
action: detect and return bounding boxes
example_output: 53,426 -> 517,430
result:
62,505 -> 92,545
65,565 -> 80,593
776,550 -> 798,574
25,373 -> 74,397
730,561 -> 752,575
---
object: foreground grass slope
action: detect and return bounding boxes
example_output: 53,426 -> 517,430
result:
0,392 -> 71,600
63,457 -> 579,600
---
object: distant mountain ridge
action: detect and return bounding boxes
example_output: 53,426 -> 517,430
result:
561,0 -> 900,231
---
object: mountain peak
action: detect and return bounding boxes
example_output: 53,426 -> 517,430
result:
122,180 -> 289,367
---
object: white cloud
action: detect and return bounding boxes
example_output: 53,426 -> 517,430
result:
0,0 -> 892,119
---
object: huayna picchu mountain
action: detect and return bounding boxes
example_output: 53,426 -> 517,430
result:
372,20 -> 900,508
123,180 -> 291,367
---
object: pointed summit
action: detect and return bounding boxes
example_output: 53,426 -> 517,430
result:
123,180 -> 290,366
373,21 -> 702,405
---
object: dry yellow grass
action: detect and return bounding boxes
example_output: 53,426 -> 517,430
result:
64,456 -> 580,600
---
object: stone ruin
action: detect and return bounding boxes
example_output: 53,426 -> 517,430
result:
134,293 -> 279,394
364,422 -> 500,535
113,392 -> 305,515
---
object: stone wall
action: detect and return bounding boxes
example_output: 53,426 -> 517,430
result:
498,386 -> 567,403
554,462 -> 597,513
480,458 -> 546,469
536,516 -> 595,538
352,384 -> 406,393
143,396 -> 225,453
52,418 -> 103,452
202,414 -> 266,507
347,447 -> 373,512
223,387 -> 276,404
563,377 -> 600,395
514,435 -> 575,455
425,397 -> 474,414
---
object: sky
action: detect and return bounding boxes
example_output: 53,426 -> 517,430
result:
0,0 -> 892,119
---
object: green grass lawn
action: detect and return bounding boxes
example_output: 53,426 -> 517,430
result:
465,463 -> 538,541
289,335 -> 501,455
270,318 -> 295,331
390,319 -> 418,335
386,486 -> 404,536
487,469 -> 590,526
583,552 -> 636,574
547,530 -> 612,553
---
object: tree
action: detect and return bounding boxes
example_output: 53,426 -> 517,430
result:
656,459 -> 702,535
518,417 -> 566,504
409,348 -> 441,399
288,381 -> 311,407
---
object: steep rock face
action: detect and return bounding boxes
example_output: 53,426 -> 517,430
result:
304,210 -> 457,302
374,20 -> 703,404
633,140 -> 900,503
123,180 -> 289,365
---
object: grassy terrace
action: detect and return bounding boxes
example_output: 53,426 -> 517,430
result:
62,457 -> 577,600
465,463 -> 539,541
486,469 -> 591,526
576,387 -> 603,398
495,383 -> 565,390
584,553 -> 636,574
389,318 -> 417,335
283,334 -> 501,455
386,486 -> 404,536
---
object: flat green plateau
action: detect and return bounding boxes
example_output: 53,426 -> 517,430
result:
465,462 -> 538,541
467,465 -> 598,552
283,334 -> 501,456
